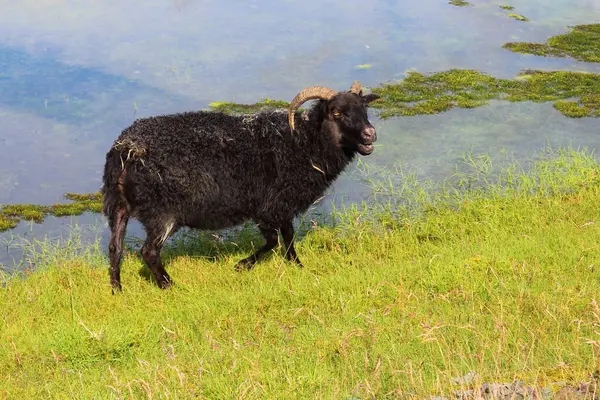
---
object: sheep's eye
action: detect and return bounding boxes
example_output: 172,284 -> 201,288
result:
333,110 -> 342,118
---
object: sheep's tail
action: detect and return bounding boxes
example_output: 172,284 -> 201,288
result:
101,147 -> 130,220
102,136 -> 149,220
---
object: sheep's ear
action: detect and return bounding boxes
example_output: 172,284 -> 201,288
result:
362,93 -> 381,104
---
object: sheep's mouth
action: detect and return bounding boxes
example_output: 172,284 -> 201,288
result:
358,143 -> 374,155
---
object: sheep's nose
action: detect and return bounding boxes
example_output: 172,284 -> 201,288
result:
361,126 -> 377,143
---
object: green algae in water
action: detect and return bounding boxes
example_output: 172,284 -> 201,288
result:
64,192 -> 102,202
553,94 -> 600,118
507,13 -> 529,22
504,24 -> 600,63
371,69 -> 600,118
449,0 -> 472,6
209,98 -> 290,115
0,214 -> 18,231
1,205 -> 50,223
499,5 -> 515,10
51,202 -> 101,217
0,192 -> 104,231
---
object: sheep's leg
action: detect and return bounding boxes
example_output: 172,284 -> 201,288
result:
235,226 -> 278,271
141,225 -> 176,289
281,220 -> 303,267
108,207 -> 129,293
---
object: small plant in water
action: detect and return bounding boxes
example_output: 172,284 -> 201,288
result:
449,0 -> 472,6
507,13 -> 529,21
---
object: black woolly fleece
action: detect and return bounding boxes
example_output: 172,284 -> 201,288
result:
102,102 -> 355,232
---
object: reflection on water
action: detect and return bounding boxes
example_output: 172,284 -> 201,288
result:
0,0 -> 599,268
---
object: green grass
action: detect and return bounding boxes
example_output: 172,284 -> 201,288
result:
1,148 -> 600,398
504,24 -> 600,63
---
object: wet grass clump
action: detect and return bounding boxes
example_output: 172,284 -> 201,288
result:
371,69 -> 600,118
504,24 -> 600,63
0,192 -> 103,231
449,0 -> 472,6
208,98 -> 291,115
1,147 -> 599,398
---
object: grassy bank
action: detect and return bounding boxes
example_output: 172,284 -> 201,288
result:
1,148 -> 600,399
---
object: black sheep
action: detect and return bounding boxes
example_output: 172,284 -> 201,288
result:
101,81 -> 380,290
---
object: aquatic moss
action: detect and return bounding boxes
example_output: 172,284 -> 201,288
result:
581,94 -> 600,109
449,0 -> 472,6
371,69 -> 600,118
54,192 -> 103,216
1,205 -> 50,223
553,101 -> 591,118
0,214 -> 18,231
507,13 -> 529,22
51,202 -> 101,217
503,24 -> 600,63
371,69 -> 502,118
553,94 -> 600,118
209,98 -> 291,115
499,5 -> 515,10
0,192 -> 104,231
64,192 -> 102,202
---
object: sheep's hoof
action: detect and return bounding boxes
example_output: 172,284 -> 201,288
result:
156,275 -> 173,289
111,281 -> 123,294
234,259 -> 255,272
287,255 -> 304,268
158,281 -> 173,289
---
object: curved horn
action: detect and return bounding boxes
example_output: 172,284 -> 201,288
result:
349,80 -> 363,95
288,86 -> 337,131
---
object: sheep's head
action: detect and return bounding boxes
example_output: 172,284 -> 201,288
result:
288,81 -> 381,156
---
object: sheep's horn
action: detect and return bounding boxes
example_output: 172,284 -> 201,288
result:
349,80 -> 363,95
288,86 -> 337,131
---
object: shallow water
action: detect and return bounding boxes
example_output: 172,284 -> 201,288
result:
1,0 -> 599,268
